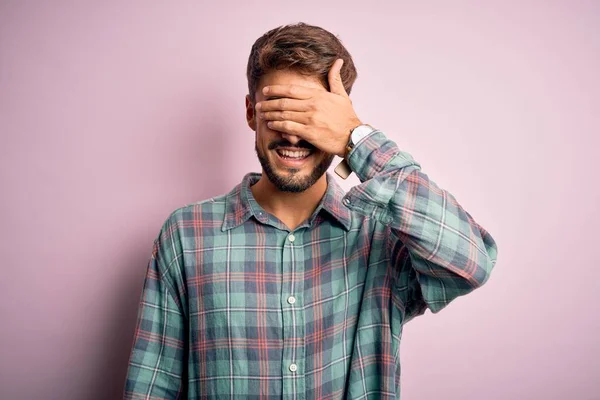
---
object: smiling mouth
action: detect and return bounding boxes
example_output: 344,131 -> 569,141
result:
275,148 -> 313,160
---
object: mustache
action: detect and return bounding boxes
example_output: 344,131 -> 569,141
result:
268,140 -> 316,151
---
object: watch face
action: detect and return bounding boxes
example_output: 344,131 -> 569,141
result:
351,125 -> 374,144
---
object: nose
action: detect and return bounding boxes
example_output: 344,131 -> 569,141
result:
281,133 -> 301,145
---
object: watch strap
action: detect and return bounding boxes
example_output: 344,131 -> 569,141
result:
334,159 -> 352,179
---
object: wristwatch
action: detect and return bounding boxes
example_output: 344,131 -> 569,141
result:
345,124 -> 375,157
334,124 -> 376,179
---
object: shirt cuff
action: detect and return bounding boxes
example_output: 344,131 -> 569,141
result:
346,130 -> 420,182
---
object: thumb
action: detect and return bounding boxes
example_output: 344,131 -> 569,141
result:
328,58 -> 348,96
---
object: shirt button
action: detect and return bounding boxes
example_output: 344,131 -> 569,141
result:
289,363 -> 297,372
288,234 -> 295,242
287,296 -> 296,305
343,197 -> 351,206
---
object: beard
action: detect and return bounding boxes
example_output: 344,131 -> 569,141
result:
255,139 -> 334,193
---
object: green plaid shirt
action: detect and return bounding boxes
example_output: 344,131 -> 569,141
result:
124,131 -> 498,399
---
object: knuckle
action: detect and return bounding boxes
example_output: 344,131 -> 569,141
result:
279,111 -> 287,120
279,98 -> 287,108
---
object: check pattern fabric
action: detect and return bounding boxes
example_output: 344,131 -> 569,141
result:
124,131 -> 498,399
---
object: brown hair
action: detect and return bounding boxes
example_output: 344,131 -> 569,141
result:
246,23 -> 358,103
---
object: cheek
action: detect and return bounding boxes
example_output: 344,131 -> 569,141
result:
259,121 -> 278,136
255,130 -> 273,151
257,125 -> 280,143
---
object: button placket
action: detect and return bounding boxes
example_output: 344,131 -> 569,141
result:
281,230 -> 305,395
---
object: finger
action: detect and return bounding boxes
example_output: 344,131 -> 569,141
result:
260,110 -> 310,124
262,84 -> 317,100
328,58 -> 348,97
266,120 -> 309,137
257,97 -> 312,112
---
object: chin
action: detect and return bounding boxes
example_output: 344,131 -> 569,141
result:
269,171 -> 319,193
255,143 -> 334,193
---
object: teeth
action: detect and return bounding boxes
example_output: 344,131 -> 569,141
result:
278,149 -> 310,158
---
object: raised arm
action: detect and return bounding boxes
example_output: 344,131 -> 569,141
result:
344,131 -> 498,318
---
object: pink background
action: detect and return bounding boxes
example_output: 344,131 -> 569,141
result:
1,1 -> 598,399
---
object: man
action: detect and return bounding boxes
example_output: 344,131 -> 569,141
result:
124,23 -> 498,399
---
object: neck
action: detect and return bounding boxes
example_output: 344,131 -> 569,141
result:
250,173 -> 328,231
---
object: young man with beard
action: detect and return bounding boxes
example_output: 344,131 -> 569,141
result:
124,23 -> 498,399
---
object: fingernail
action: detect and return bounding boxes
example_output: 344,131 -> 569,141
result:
256,103 -> 261,110
263,87 -> 269,94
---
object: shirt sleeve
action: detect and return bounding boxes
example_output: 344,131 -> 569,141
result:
123,218 -> 187,399
344,130 -> 499,318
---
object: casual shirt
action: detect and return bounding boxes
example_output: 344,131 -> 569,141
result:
124,131 -> 498,399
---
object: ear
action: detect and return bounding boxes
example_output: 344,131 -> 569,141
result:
245,95 -> 257,132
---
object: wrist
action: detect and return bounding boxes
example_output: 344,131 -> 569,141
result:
336,120 -> 362,157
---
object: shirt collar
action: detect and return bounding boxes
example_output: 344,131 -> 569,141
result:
222,172 -> 351,232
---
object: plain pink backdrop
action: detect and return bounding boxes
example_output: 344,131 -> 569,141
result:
1,1 -> 598,399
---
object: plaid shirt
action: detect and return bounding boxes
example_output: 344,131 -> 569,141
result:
124,131 -> 498,399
